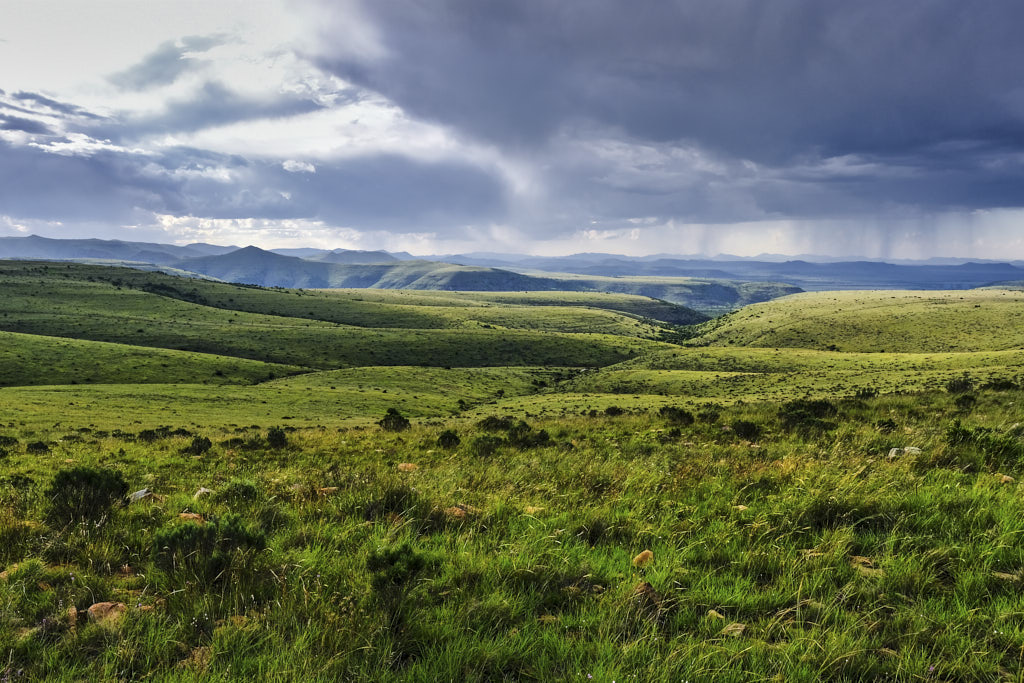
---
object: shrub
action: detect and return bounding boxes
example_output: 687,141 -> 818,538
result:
731,420 -> 761,441
266,426 -> 288,449
946,375 -> 974,394
0,435 -> 18,448
476,415 -> 515,432
216,478 -> 261,503
954,394 -> 977,412
437,430 -> 461,449
604,406 -> 625,417
697,408 -> 720,424
468,435 -> 504,458
183,436 -> 212,455
45,466 -> 128,525
658,406 -> 695,425
778,399 -> 838,433
506,421 -> 551,449
366,541 -> 436,592
379,408 -> 411,432
875,418 -> 898,434
153,512 -> 265,580
26,441 -> 50,454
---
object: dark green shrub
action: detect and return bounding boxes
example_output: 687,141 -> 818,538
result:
379,408 -> 411,432
658,406 -> 694,425
216,478 -> 261,503
26,441 -> 50,454
153,512 -> 265,580
604,406 -> 625,417
855,387 -> 879,399
946,375 -> 974,394
367,542 -> 436,592
778,399 -> 838,433
697,408 -> 720,424
875,418 -> 898,434
363,484 -> 425,520
437,430 -> 460,449
476,415 -> 515,431
468,434 -> 504,458
982,378 -> 1019,391
0,435 -> 18,448
45,466 -> 128,525
183,436 -> 212,455
506,421 -> 551,449
266,426 -> 288,449
731,420 -> 761,441
954,394 -> 977,412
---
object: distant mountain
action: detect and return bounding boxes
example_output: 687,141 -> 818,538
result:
0,234 -> 205,263
439,253 -> 1024,291
307,249 -> 399,265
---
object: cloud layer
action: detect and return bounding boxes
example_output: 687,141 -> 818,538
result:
1,0 -> 1023,257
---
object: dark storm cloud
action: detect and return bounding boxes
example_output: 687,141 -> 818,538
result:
93,81 -> 330,140
0,141 -> 176,221
0,114 -> 53,134
110,35 -> 225,90
312,0 -> 1024,221
327,0 -> 1024,161
12,91 -> 104,119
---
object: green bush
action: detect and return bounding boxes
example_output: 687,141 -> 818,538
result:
379,408 -> 411,432
153,512 -> 266,580
506,421 -> 550,449
476,415 -> 515,431
183,436 -> 212,455
468,434 -> 504,458
659,406 -> 695,425
367,541 -> 436,592
437,429 -> 461,449
778,399 -> 838,433
45,466 -> 128,525
731,420 -> 761,441
946,375 -> 974,394
266,426 -> 288,449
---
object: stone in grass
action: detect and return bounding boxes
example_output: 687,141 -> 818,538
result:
850,555 -> 885,577
128,488 -> 164,504
87,602 -> 126,626
631,581 -> 663,619
317,486 -> 339,496
632,549 -> 654,568
996,473 -> 1016,484
397,462 -> 419,472
193,487 -> 214,500
444,503 -> 480,520
178,512 -> 204,524
721,622 -> 746,637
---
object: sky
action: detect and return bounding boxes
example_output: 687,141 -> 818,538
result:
1,0 -> 1024,259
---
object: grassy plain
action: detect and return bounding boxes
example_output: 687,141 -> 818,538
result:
3,263 -> 1024,680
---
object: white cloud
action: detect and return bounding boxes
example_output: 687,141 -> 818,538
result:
282,160 -> 316,173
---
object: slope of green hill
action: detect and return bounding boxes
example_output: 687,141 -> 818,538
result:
689,289 -> 1024,352
0,332 -> 304,388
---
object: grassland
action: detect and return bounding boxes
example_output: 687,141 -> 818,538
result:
689,288 -> 1024,351
3,262 -> 1024,680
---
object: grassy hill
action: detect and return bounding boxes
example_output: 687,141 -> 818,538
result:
6,261 -> 1024,680
689,288 -> 1024,352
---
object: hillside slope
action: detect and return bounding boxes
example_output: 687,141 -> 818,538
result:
689,289 -> 1024,352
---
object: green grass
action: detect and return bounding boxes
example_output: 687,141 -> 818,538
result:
4,391 -> 1024,680
690,288 -> 1024,351
4,260 -> 1024,680
0,331 -> 305,387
